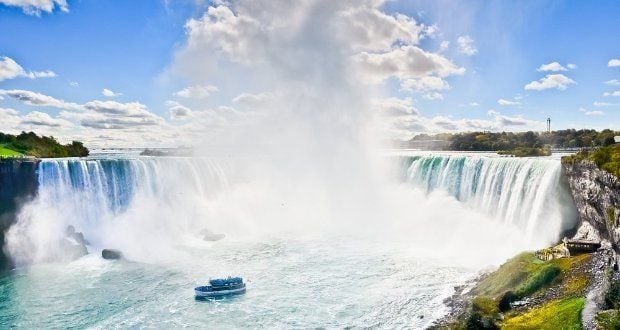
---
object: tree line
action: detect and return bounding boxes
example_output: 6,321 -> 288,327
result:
411,129 -> 619,151
0,131 -> 89,158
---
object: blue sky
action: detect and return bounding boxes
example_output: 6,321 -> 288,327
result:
0,0 -> 619,147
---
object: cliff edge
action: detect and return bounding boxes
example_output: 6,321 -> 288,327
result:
0,159 -> 39,271
562,158 -> 620,250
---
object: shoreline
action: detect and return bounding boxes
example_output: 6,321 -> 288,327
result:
431,248 -> 616,329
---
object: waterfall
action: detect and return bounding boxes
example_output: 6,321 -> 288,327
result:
5,154 -> 578,266
36,157 -> 233,217
5,157 -> 237,265
402,154 -> 577,240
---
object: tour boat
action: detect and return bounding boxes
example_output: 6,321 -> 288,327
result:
195,277 -> 246,298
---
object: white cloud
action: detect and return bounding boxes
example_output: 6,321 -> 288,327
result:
336,6 -> 429,52
166,100 -> 193,120
469,102 -> 479,107
0,107 -> 21,130
456,35 -> 477,56
593,101 -> 619,107
603,90 -> 620,97
422,92 -> 443,100
372,97 -> 418,116
174,85 -> 219,99
177,1 -> 545,143
487,110 -> 535,126
567,63 -> 577,69
585,110 -> 604,116
497,98 -> 521,106
102,88 -> 122,98
354,45 -> 465,83
69,81 -> 79,87
83,100 -> 154,118
605,79 -> 620,86
0,89 -> 81,109
183,2 -> 434,66
524,74 -> 576,91
22,70 -> 55,79
1,88 -> 166,133
608,59 -> 620,67
0,0 -> 68,15
400,76 -> 450,93
22,111 -> 71,127
70,102 -> 165,130
379,97 -> 543,139
537,62 -> 567,72
0,56 -> 56,82
232,92 -> 273,109
180,1 -> 461,97
438,41 -> 450,52
0,57 -> 24,81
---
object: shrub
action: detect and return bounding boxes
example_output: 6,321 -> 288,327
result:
515,265 -> 561,297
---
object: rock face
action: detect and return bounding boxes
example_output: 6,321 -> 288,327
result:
102,249 -> 123,260
562,159 -> 620,249
0,159 -> 39,271
66,225 -> 90,246
562,159 -> 620,329
201,229 -> 225,242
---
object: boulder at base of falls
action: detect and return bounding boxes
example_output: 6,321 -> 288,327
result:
102,249 -> 123,260
58,238 -> 88,261
201,229 -> 225,242
66,225 -> 90,246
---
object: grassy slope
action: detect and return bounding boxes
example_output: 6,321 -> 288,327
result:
503,297 -> 584,330
473,252 -> 589,298
445,252 -> 591,329
0,146 -> 23,157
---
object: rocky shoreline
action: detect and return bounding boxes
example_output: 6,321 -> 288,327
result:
432,158 -> 620,329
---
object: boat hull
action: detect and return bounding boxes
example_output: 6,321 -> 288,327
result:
194,286 -> 246,298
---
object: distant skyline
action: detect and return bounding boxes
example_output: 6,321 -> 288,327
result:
0,0 -> 619,147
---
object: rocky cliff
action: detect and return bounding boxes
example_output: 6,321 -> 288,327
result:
562,159 -> 620,249
0,159 -> 39,271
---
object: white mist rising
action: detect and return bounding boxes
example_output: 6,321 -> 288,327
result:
6,0 -> 574,269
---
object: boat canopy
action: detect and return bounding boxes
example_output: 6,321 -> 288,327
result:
210,277 -> 243,286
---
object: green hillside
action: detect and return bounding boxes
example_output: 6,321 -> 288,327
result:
0,131 -> 89,158
0,146 -> 23,157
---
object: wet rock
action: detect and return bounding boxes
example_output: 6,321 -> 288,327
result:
58,238 -> 88,261
102,249 -> 123,260
201,229 -> 225,242
66,225 -> 90,246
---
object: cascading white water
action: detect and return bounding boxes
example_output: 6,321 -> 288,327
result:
6,153 -> 578,268
6,156 -> 239,265
402,154 -> 577,243
2,153 -> 581,328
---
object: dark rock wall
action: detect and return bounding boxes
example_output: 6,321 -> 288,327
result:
0,159 -> 39,271
562,159 -> 620,250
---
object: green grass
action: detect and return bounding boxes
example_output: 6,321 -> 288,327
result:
0,146 -> 22,157
473,252 -> 590,299
516,264 -> 561,297
502,297 -> 584,330
445,252 -> 592,329
596,310 -> 620,330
